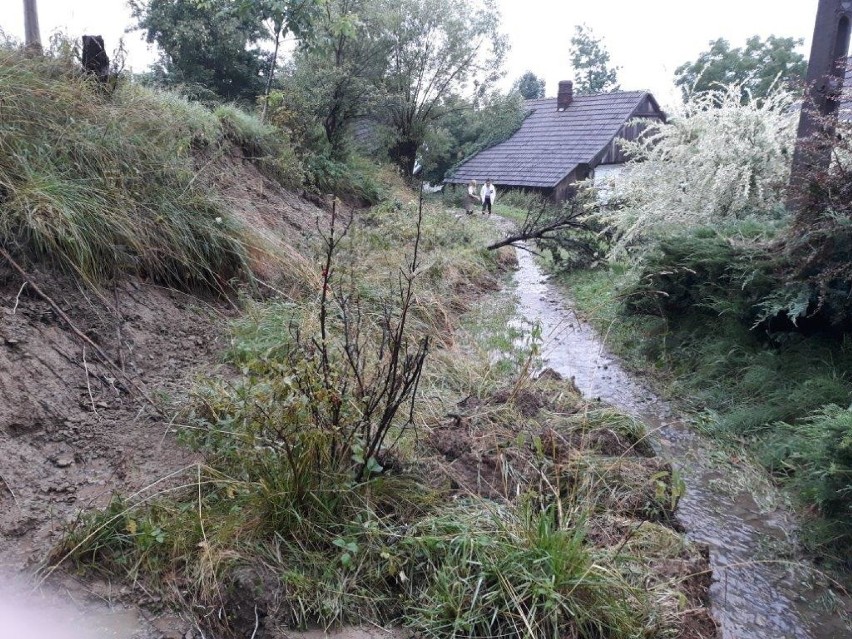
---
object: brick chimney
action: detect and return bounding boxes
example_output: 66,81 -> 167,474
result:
557,80 -> 574,110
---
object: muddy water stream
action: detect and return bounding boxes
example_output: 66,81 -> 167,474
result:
510,247 -> 849,639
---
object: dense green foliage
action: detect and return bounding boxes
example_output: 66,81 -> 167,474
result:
131,0 -> 270,101
232,0 -> 323,108
381,0 -> 507,175
132,0 -> 510,179
674,35 -> 807,103
569,25 -> 620,95
423,91 -> 526,184
513,70 -> 546,99
564,229 -> 852,561
274,0 -> 388,158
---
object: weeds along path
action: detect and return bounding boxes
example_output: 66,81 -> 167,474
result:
508,243 -> 851,639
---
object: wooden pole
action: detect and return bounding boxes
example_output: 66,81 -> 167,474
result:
23,0 -> 42,52
787,0 -> 852,213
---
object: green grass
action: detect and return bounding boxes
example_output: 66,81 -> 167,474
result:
559,263 -> 852,564
0,50 -> 301,289
55,196 -> 705,637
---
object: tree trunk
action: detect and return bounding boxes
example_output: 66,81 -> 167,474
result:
260,23 -> 282,123
389,138 -> 418,177
23,0 -> 41,52
787,0 -> 852,217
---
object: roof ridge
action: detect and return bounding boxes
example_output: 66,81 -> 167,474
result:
525,89 -> 649,103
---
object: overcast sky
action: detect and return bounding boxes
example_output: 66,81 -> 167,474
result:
0,0 -> 825,109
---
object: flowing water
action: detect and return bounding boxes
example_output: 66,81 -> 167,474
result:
510,247 -> 851,639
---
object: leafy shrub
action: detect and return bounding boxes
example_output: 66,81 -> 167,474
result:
621,225 -> 782,325
304,154 -> 384,205
782,105 -> 852,328
602,83 -> 796,258
426,91 -> 526,185
762,405 -> 852,552
498,188 -> 550,212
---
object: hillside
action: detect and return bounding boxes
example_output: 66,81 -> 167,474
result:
0,50 -> 326,571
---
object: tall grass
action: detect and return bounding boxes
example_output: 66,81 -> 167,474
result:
56,199 -> 702,637
0,50 -> 300,289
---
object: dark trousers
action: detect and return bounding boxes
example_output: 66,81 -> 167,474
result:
482,196 -> 492,214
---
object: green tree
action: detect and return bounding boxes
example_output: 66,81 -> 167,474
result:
382,0 -> 507,176
233,0 -> 322,118
130,0 -> 268,101
420,90 -> 525,183
674,35 -> 807,103
569,24 -> 619,95
278,0 -> 390,157
514,70 -> 545,99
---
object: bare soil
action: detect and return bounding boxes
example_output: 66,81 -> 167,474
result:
0,268 -> 225,573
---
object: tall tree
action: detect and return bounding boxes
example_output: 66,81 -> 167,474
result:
233,0 -> 322,119
674,35 -> 807,103
569,24 -> 619,95
382,0 -> 507,175
421,90 -> 525,183
513,70 -> 545,99
279,0 -> 390,156
130,0 -> 268,101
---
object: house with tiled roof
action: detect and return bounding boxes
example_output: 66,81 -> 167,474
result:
444,81 -> 666,201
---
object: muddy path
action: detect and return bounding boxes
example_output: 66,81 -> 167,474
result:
509,245 -> 851,639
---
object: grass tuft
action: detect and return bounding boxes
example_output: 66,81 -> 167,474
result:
0,50 -> 299,289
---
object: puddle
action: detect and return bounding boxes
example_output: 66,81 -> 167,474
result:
0,576 -> 146,639
510,246 -> 850,639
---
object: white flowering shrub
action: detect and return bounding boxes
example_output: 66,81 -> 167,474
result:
602,84 -> 797,257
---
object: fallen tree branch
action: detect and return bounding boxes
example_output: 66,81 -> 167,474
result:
487,200 -> 590,251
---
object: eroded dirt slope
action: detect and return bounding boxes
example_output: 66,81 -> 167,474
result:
0,268 -> 226,572
0,150 -> 327,573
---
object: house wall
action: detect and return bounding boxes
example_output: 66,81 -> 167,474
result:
597,95 -> 664,165
552,165 -> 591,202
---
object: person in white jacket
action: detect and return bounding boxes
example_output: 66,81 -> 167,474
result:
480,179 -> 496,216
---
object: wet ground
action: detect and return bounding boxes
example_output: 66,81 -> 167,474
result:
510,246 -> 851,639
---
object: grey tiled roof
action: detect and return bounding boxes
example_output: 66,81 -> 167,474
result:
445,91 -> 652,188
